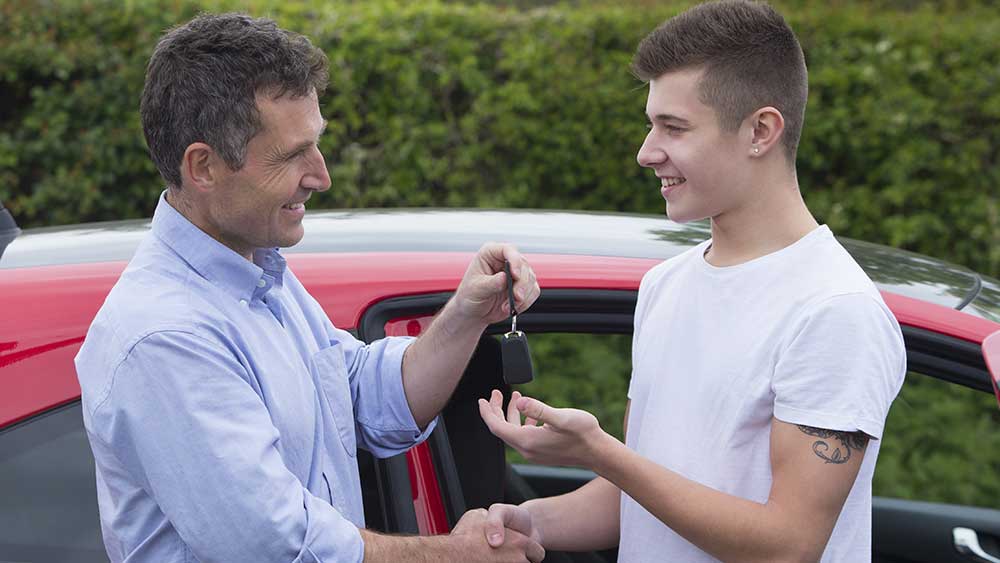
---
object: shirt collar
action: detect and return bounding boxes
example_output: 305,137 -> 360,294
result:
151,191 -> 287,304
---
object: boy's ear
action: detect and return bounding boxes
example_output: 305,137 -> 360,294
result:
748,107 -> 785,158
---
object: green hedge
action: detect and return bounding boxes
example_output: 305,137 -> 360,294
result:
2,0 -> 1000,509
1,0 -> 997,279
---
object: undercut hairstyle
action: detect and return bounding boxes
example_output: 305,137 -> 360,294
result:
140,13 -> 329,188
632,0 -> 808,163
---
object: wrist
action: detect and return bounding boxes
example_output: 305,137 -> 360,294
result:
438,295 -> 490,336
521,498 -> 547,545
587,430 -> 625,476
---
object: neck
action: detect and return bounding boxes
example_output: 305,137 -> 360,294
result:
165,189 -> 254,262
704,173 -> 819,267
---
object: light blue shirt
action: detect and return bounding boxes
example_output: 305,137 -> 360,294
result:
75,193 -> 434,562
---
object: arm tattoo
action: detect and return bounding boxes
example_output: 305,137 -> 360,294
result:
796,425 -> 869,465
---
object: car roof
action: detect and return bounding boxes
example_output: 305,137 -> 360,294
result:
3,208 -> 998,318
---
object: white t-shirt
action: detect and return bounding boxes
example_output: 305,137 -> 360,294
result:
619,225 -> 906,563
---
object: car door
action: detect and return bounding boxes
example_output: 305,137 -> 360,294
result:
360,290 -> 1000,563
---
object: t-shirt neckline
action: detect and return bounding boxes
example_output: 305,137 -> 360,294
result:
697,224 -> 831,276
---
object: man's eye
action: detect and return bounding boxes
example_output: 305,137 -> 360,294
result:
645,122 -> 653,130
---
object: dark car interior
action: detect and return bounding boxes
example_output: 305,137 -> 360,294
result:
358,290 -> 638,562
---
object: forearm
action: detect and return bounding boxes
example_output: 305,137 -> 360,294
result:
592,437 -> 815,563
401,297 -> 488,427
524,476 -> 621,552
360,530 -> 459,562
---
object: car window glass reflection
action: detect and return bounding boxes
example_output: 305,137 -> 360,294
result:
875,372 -> 1000,508
0,403 -> 106,562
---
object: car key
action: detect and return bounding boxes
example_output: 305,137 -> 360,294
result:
501,260 -> 534,384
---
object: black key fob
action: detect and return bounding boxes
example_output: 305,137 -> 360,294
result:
501,260 -> 534,384
501,330 -> 534,384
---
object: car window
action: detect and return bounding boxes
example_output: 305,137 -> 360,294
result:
0,403 -> 107,562
514,332 -> 1000,512
508,332 -> 632,462
874,371 -> 1000,508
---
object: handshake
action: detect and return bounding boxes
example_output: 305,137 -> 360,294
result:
448,503 -> 543,563
364,388 -> 613,561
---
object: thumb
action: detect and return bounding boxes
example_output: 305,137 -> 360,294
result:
516,396 -> 558,426
487,269 -> 509,294
484,506 -> 508,547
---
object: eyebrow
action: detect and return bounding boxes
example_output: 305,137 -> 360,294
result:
647,113 -> 692,126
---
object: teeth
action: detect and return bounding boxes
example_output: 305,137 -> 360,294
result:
284,203 -> 304,210
662,178 -> 686,187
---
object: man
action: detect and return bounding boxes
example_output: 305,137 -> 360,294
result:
479,1 -> 906,562
75,13 -> 543,563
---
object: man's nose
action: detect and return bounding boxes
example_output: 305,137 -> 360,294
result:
303,146 -> 331,192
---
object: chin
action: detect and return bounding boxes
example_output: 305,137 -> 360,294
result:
275,230 -> 305,249
665,207 -> 696,223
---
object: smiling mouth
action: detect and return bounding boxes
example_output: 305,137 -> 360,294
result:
282,203 -> 305,210
661,177 -> 686,187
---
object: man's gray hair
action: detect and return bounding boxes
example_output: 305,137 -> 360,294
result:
140,13 -> 328,188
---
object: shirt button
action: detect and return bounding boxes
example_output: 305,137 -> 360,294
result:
239,299 -> 248,306
257,279 -> 266,288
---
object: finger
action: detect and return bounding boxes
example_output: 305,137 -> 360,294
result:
517,283 -> 540,312
484,270 -> 508,295
513,263 -> 530,300
488,503 -> 534,537
484,505 -> 511,547
479,391 -> 505,425
516,396 -> 558,426
478,399 -> 495,423
524,417 -> 537,427
480,397 -> 512,434
489,389 -> 504,417
524,537 -> 545,563
479,398 -> 494,422
507,390 -> 522,426
503,247 -> 527,278
479,243 -> 524,275
514,272 -> 540,312
479,400 -> 525,447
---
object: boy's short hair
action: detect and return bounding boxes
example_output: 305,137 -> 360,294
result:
632,0 -> 807,163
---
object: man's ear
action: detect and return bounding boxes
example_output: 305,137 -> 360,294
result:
747,107 -> 785,158
179,142 -> 222,192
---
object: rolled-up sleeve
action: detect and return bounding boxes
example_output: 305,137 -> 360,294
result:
326,326 -> 436,458
88,330 -> 364,563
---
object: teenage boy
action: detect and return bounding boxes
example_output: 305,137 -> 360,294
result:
479,2 -> 905,562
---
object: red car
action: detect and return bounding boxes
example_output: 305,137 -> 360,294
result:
2,206 -> 999,563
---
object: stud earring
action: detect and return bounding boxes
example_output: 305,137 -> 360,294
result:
753,146 -> 760,154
